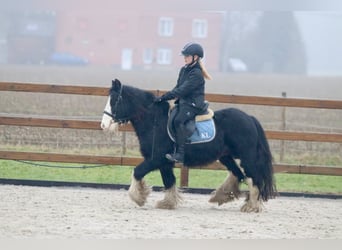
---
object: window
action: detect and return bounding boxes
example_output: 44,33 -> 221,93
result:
121,49 -> 133,70
143,48 -> 153,64
192,19 -> 208,38
158,17 -> 174,37
157,48 -> 172,65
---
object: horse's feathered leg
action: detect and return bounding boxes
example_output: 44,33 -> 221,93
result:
156,166 -> 182,209
128,171 -> 151,207
240,177 -> 263,212
128,160 -> 158,207
209,156 -> 245,206
209,171 -> 240,205
156,184 -> 183,209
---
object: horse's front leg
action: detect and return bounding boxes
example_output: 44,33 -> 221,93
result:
155,165 -> 182,209
128,160 -> 156,207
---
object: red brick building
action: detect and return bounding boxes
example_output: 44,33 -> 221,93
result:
55,9 -> 223,71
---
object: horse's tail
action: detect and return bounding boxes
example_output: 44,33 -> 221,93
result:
251,116 -> 277,201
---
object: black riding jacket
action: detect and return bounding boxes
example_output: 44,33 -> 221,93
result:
170,61 -> 205,110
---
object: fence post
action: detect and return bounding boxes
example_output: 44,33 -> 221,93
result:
180,166 -> 189,187
121,131 -> 127,155
280,91 -> 287,162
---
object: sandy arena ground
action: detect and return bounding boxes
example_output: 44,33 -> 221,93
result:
0,184 -> 341,239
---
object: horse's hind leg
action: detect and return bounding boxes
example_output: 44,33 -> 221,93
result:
239,153 -> 264,212
156,166 -> 182,209
241,177 -> 263,213
209,171 -> 239,205
209,156 -> 244,205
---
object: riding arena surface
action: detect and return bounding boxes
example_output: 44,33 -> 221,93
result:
0,184 -> 341,239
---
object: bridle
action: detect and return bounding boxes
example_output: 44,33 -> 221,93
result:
103,84 -> 130,124
103,85 -> 160,160
103,110 -> 115,120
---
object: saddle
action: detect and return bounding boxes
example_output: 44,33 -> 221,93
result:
167,102 -> 216,144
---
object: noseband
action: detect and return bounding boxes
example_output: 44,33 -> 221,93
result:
103,110 -> 115,120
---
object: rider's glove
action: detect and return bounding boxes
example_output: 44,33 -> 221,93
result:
158,91 -> 175,102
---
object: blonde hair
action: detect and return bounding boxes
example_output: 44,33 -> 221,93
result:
199,59 -> 212,80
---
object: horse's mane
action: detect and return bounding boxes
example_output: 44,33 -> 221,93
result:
123,85 -> 155,104
111,83 -> 170,119
109,82 -> 156,107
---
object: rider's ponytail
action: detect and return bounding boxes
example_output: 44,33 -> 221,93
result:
199,59 -> 212,80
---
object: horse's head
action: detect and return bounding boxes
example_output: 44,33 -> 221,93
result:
101,93 -> 118,132
101,78 -> 134,132
101,78 -> 159,131
100,79 -> 124,132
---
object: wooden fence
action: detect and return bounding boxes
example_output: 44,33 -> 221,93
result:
1,82 -> 342,187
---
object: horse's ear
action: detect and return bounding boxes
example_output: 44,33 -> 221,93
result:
112,79 -> 121,91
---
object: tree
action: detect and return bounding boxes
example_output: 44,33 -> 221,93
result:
221,11 -> 307,74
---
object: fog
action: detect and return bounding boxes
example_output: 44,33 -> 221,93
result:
295,11 -> 342,76
0,0 -> 341,99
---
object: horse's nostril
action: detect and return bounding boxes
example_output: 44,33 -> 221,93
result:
101,122 -> 105,130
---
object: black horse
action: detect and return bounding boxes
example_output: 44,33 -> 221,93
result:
101,79 -> 276,212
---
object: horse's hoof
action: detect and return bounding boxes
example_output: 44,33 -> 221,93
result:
209,189 -> 236,206
128,192 -> 147,207
128,179 -> 151,207
155,200 -> 177,209
155,185 -> 182,209
240,201 -> 263,213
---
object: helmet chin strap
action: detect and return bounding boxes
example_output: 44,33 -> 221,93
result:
191,55 -> 200,66
184,55 -> 200,68
186,55 -> 198,67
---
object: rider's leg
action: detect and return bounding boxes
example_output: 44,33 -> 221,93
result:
166,124 -> 187,163
166,106 -> 194,163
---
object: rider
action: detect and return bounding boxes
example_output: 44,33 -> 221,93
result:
155,42 -> 212,163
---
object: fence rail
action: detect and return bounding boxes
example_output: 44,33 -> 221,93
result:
1,81 -> 342,187
0,151 -> 341,177
1,81 -> 342,109
1,115 -> 342,143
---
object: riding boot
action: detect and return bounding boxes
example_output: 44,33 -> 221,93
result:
166,143 -> 185,163
166,123 -> 187,163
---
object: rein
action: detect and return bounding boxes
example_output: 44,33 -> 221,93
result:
150,90 -> 160,160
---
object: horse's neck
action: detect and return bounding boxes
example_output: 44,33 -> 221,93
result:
130,109 -> 153,133
130,106 -> 166,139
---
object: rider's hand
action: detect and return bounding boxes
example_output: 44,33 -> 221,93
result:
154,97 -> 163,103
158,91 -> 175,102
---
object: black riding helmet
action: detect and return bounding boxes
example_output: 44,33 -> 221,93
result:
181,42 -> 204,58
